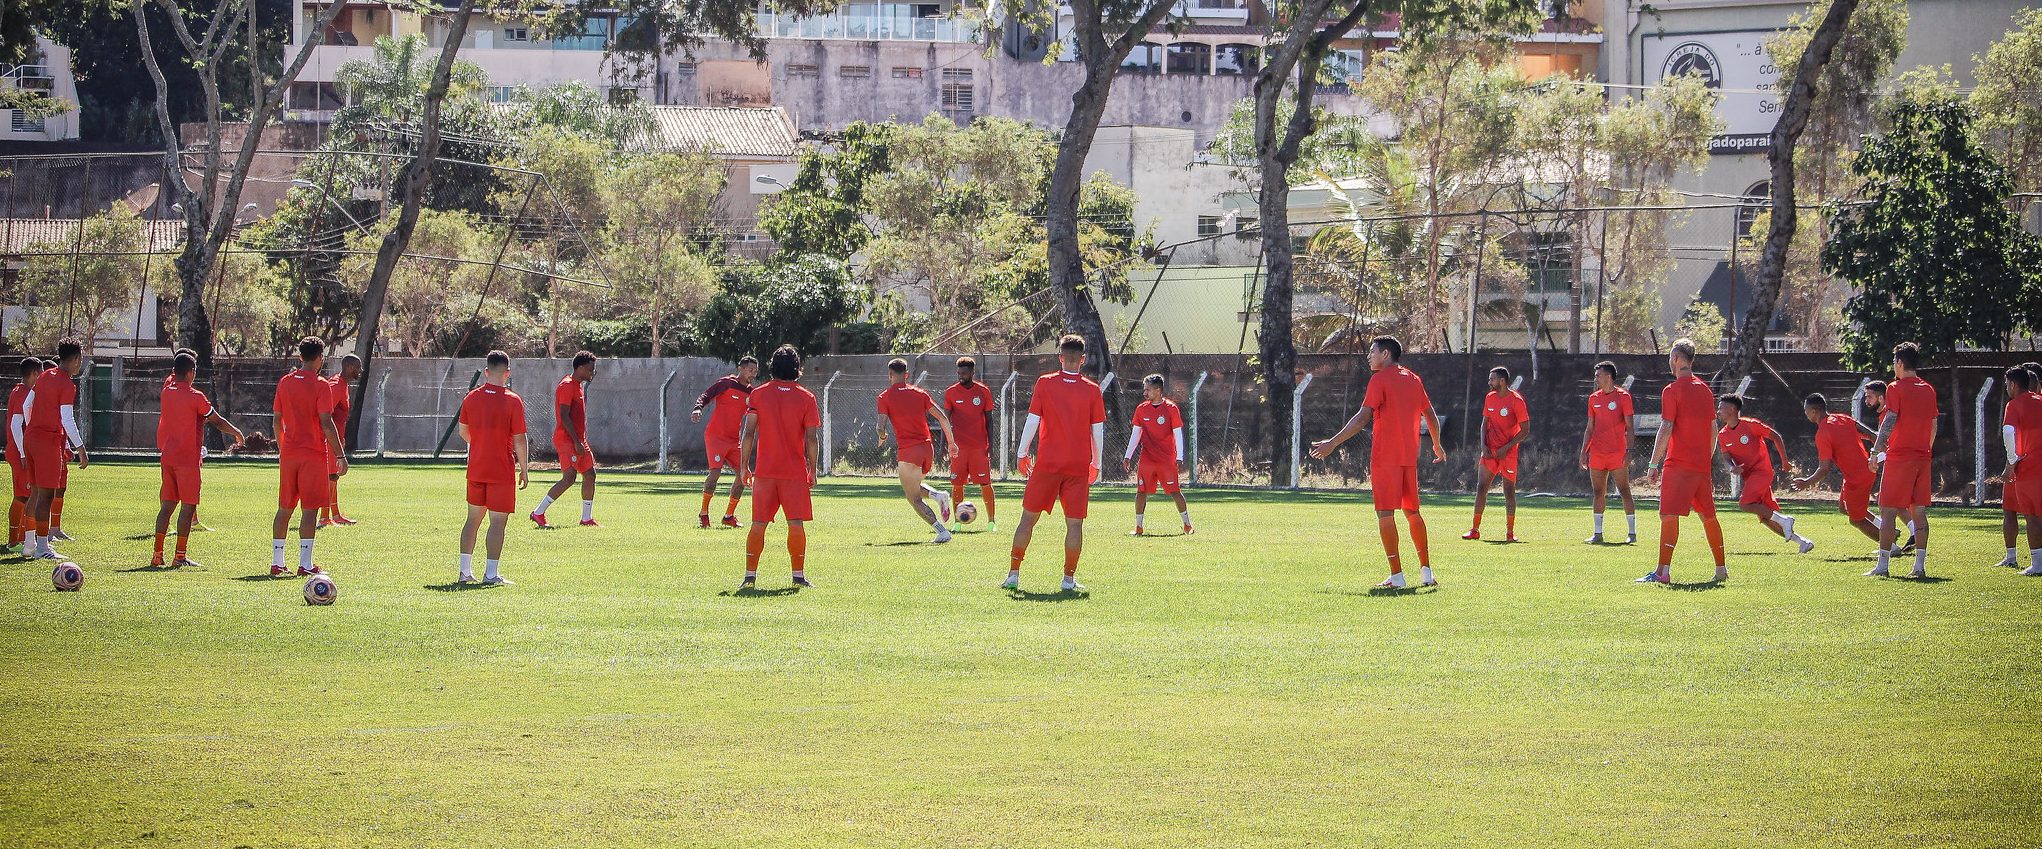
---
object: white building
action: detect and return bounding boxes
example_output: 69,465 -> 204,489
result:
1,37 -> 81,142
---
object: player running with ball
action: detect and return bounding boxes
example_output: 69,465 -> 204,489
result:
877,358 -> 959,543
1123,374 -> 1192,536
738,345 -> 821,589
454,351 -> 530,585
1006,335 -> 1107,593
1714,394 -> 1814,554
1310,335 -> 1446,590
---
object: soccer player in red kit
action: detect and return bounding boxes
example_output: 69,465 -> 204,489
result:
1641,338 -> 1726,585
692,356 -> 757,528
532,351 -> 600,528
1005,334 -> 1106,593
21,340 -> 86,560
878,357 -> 959,543
270,337 -> 346,577
943,356 -> 999,532
39,355 -> 71,542
456,351 -> 530,584
1310,335 -> 1447,590
5,357 -> 39,552
319,354 -> 362,527
154,351 -> 244,568
1868,342 -> 1937,578
1465,366 -> 1529,541
1122,373 -> 1192,535
2002,364 -> 2042,576
738,344 -> 821,589
1791,392 -> 1883,546
1580,361 -> 1637,544
1714,394 -> 1814,554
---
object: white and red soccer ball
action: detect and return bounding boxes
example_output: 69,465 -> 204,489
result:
957,501 -> 977,524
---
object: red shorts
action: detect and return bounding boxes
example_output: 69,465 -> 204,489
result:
2014,470 -> 2042,518
1481,449 -> 1519,482
896,442 -> 934,475
555,435 -> 595,473
1658,465 -> 1716,518
1137,458 -> 1181,495
1369,463 -> 1419,512
1588,452 -> 1627,473
706,435 -> 741,471
465,479 -> 516,514
160,464 -> 202,505
1839,477 -> 1873,523
1022,468 -> 1090,519
751,476 -> 813,523
1878,456 -> 1932,509
24,435 -> 68,490
1737,467 -> 1779,513
7,453 -> 25,499
951,447 -> 991,485
279,455 -> 332,510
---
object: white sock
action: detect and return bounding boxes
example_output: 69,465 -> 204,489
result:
535,494 -> 555,514
271,538 -> 286,568
1914,548 -> 1928,572
1907,520 -> 1919,538
1180,511 -> 1191,527
484,559 -> 500,580
932,520 -> 947,532
1134,513 -> 1145,529
459,553 -> 473,577
2032,550 -> 2041,571
581,501 -> 594,522
1877,549 -> 1892,570
22,530 -> 36,554
298,539 -> 315,571
1626,513 -> 1637,535
1772,512 -> 1798,542
2007,547 -> 2019,563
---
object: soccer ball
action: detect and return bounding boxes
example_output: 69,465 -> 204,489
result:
303,574 -> 337,606
957,501 -> 977,524
50,561 -> 82,591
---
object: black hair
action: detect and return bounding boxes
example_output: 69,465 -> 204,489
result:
1865,380 -> 1886,395
1489,366 -> 1510,382
298,337 -> 325,361
1143,373 -> 1164,389
485,350 -> 510,369
55,339 -> 81,362
1892,341 -> 1922,371
1717,394 -> 1745,411
956,356 -> 976,369
1804,392 -> 1828,409
18,357 -> 41,376
572,350 -> 597,369
2008,366 -> 2036,393
341,353 -> 362,367
1059,334 -> 1086,356
173,352 -> 197,377
770,344 -> 802,381
1595,361 -> 1617,378
887,357 -> 908,374
1371,336 -> 1402,360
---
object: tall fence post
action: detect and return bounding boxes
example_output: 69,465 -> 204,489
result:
374,372 -> 390,458
999,370 -> 1020,480
914,370 -> 928,386
656,370 -> 678,474
1290,372 -> 1316,489
1188,371 -> 1209,486
1100,372 -> 1115,393
1977,376 -> 1997,506
1852,377 -> 1871,421
822,370 -> 843,477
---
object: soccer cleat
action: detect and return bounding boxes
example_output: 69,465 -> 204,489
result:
1420,575 -> 1439,588
1505,534 -> 1518,543
331,515 -> 358,526
1184,524 -> 1195,535
1000,573 -> 1020,590
1626,534 -> 1638,544
34,548 -> 62,560
792,574 -> 814,588
1714,566 -> 1729,582
1993,554 -> 2018,568
50,529 -> 73,542
1060,577 -> 1085,592
150,554 -> 166,568
1778,515 -> 1796,542
1635,568 -> 1669,584
529,512 -> 550,529
171,557 -> 201,570
933,527 -> 953,544
1130,527 -> 1145,536
1864,564 -> 1890,577
720,515 -> 740,529
458,571 -> 476,583
1896,536 -> 1917,555
317,519 -> 335,529
482,575 -> 513,586
699,513 -> 711,529
737,574 -> 757,590
1377,572 -> 1408,590
579,519 -> 600,527
1797,537 -> 1816,555
2022,563 -> 2042,576
932,490 -> 953,523
296,565 -> 324,577
270,564 -> 289,577
1584,533 -> 1603,544
1461,529 -> 1480,541
1907,566 -> 1927,580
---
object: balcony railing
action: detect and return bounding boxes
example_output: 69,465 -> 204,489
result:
757,6 -> 980,42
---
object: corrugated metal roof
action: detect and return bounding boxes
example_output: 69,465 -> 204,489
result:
0,218 -> 184,255
628,106 -> 798,159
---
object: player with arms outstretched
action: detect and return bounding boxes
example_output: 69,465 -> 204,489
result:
1310,335 -> 1447,590
532,351 -> 600,528
942,356 -> 999,532
455,351 -> 530,584
1640,338 -> 1726,585
1580,361 -> 1637,544
1123,373 -> 1192,536
1868,342 -> 1937,578
738,345 -> 821,589
1465,366 -> 1528,541
19,341 -> 85,560
1006,335 -> 1106,593
319,354 -> 362,526
6,357 -> 38,552
269,337 -> 345,577
877,358 -> 958,543
1714,394 -> 1814,554
1791,392 -> 1884,546
692,356 -> 756,528
154,351 -> 244,568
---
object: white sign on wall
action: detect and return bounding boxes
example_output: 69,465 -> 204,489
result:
1640,30 -> 1783,155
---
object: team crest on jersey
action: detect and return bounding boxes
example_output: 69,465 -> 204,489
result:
1607,401 -> 1618,410
973,397 -> 982,406
1739,435 -> 1751,444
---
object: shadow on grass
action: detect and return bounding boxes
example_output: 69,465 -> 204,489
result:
1893,575 -> 1952,584
722,586 -> 801,598
1663,579 -> 1725,591
115,564 -> 187,573
423,581 -> 502,592
232,573 -> 295,582
121,532 -> 155,541
1320,585 -> 1440,598
1006,588 -> 1088,602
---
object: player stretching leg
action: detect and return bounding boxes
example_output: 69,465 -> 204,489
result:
1310,336 -> 1447,590
1715,395 -> 1813,554
1640,339 -> 1726,585
1006,335 -> 1107,593
20,341 -> 85,560
943,356 -> 1000,532
154,352 -> 244,568
319,354 -> 362,526
1791,393 -> 1883,546
737,345 -> 821,589
878,358 -> 959,542
692,356 -> 757,528
455,352 -> 530,584
532,351 -> 600,528
1581,361 -> 1637,543
1123,374 -> 1192,535
5,357 -> 39,553
1868,342 -> 1937,578
269,338 -> 345,577
1466,366 -> 1528,541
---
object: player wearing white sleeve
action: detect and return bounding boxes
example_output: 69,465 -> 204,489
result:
22,341 -> 87,560
1006,335 -> 1108,593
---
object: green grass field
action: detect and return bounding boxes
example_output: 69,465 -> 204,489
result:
1,461 -> 2037,848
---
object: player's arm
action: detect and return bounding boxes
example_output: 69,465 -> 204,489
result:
2005,421 -> 2019,473
804,422 -> 821,482
737,411 -> 759,474
1121,426 -> 1141,471
560,402 -> 585,447
1501,408 -> 1531,452
319,411 -> 347,475
1578,413 -> 1594,465
205,409 -> 246,447
1422,404 -> 1445,463
8,410 -> 22,454
58,395 -> 85,467
1793,459 -> 1835,490
1091,420 -> 1105,479
927,403 -> 957,457
1765,427 -> 1792,476
689,379 -> 723,424
513,432 -> 530,489
1311,405 -> 1374,458
1646,419 -> 1670,483
1173,423 -> 1185,467
1869,413 -> 1896,463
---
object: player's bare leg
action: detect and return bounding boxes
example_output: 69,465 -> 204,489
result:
481,510 -> 512,584
291,507 -> 322,576
1870,505 -> 1903,576
535,467 -> 578,527
1501,478 -> 1517,541
328,476 -> 355,524
720,469 -> 744,527
1169,489 -> 1193,534
1406,508 -> 1435,586
1465,468 -> 1495,539
741,520 -> 767,588
1998,509 -> 2021,567
1615,472 -> 1638,542
24,485 -> 55,558
699,467 -> 724,528
1642,515 -> 1679,584
48,488 -> 66,541
1848,513 -> 1883,543
1701,510 -> 1728,581
1587,469 -> 1608,542
458,503 -> 486,581
1904,505 -> 1929,577
577,470 -> 601,527
899,462 -> 950,542
787,520 -> 810,587
152,500 -> 176,566
1060,516 -> 1086,592
1746,502 -> 1814,553
1004,510 -> 1043,589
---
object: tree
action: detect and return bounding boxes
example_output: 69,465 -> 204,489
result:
204,250 -> 289,356
601,151 -> 725,357
1722,0 -> 1865,384
7,204 -> 170,351
758,121 -> 890,262
1830,99 -> 2040,372
1972,8 -> 2042,193
693,257 -> 863,364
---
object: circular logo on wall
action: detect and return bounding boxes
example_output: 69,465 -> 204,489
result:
1664,41 -> 1722,89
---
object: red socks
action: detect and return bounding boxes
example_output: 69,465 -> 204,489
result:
744,524 -> 766,572
1406,511 -> 1430,568
1010,547 -> 1026,571
1063,547 -> 1080,578
1377,513 -> 1402,573
787,524 -> 806,572
1702,515 -> 1726,567
700,491 -> 715,516
979,485 -> 996,522
48,497 -> 61,531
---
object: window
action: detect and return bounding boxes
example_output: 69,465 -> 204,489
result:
839,64 -> 872,78
486,85 -> 517,103
1214,44 -> 1259,76
1736,181 -> 1770,238
503,27 -> 529,42
1197,215 -> 1222,237
9,111 -> 45,133
674,61 -> 698,75
1120,42 -> 1161,75
940,83 -> 975,118
1234,216 -> 1258,240
787,63 -> 820,77
941,67 -> 973,81
551,18 -> 608,50
891,66 -> 923,79
606,86 -> 640,106
1166,43 -> 1210,75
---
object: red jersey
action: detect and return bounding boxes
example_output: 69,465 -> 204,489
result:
1587,388 -> 1634,456
695,375 -> 751,443
942,381 -> 997,451
26,367 -> 75,438
458,383 -> 526,484
157,379 -> 214,468
1717,416 -> 1776,475
1027,371 -> 1106,475
273,369 -> 333,461
5,384 -> 26,461
553,375 -> 587,443
1482,389 -> 1528,451
1815,412 -> 1873,485
1660,374 -> 1716,472
1884,375 -> 1938,461
1132,398 -> 1183,464
877,383 -> 936,447
327,376 -> 351,443
746,379 -> 819,481
1362,365 -> 1431,467
2006,392 -> 2042,475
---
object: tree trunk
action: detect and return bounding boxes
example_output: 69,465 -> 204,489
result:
348,0 -> 478,442
1046,60 -> 1118,379
1722,0 -> 1860,386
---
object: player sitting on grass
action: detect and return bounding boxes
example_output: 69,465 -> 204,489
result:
738,344 -> 821,589
1580,360 -> 1637,544
877,357 -> 959,544
1123,373 -> 1192,536
456,351 -> 530,585
1715,394 -> 1814,555
1791,392 -> 1884,547
1465,366 -> 1529,542
153,351 -> 244,568
1007,335 -> 1106,593
532,351 -> 600,528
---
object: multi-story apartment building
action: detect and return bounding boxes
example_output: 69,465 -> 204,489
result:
1,37 -> 81,143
